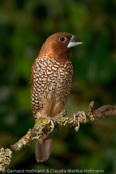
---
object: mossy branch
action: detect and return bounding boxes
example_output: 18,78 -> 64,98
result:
0,101 -> 116,173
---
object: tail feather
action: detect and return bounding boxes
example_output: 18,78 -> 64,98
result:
35,133 -> 52,163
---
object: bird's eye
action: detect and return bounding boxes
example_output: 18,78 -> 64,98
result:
59,36 -> 67,43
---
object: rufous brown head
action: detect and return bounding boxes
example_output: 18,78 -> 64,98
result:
38,32 -> 83,64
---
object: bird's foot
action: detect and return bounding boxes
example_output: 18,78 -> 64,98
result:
73,111 -> 86,132
38,116 -> 55,133
54,109 -> 67,120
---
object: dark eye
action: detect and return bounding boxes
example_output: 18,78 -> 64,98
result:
59,36 -> 67,43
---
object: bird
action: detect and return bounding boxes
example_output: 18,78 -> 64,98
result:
30,32 -> 83,163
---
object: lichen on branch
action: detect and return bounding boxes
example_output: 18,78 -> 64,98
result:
0,101 -> 116,173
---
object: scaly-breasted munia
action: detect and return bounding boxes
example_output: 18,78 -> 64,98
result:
31,32 -> 83,162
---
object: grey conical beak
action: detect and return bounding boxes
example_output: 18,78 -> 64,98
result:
67,35 -> 83,48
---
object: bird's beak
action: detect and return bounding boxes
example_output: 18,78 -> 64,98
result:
67,35 -> 83,48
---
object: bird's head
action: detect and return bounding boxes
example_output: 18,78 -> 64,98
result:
38,32 -> 83,64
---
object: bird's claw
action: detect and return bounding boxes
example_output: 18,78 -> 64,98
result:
39,116 -> 55,133
73,111 -> 86,132
73,113 -> 80,132
77,111 -> 86,124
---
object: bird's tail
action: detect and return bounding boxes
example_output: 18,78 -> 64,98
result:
35,133 -> 52,163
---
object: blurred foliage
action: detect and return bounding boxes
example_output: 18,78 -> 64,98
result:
0,0 -> 116,173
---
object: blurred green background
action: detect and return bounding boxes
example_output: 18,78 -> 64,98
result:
0,0 -> 116,173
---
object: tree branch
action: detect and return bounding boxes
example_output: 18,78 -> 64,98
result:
0,101 -> 116,173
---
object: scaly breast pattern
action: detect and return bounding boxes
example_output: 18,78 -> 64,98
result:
31,58 -> 73,118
